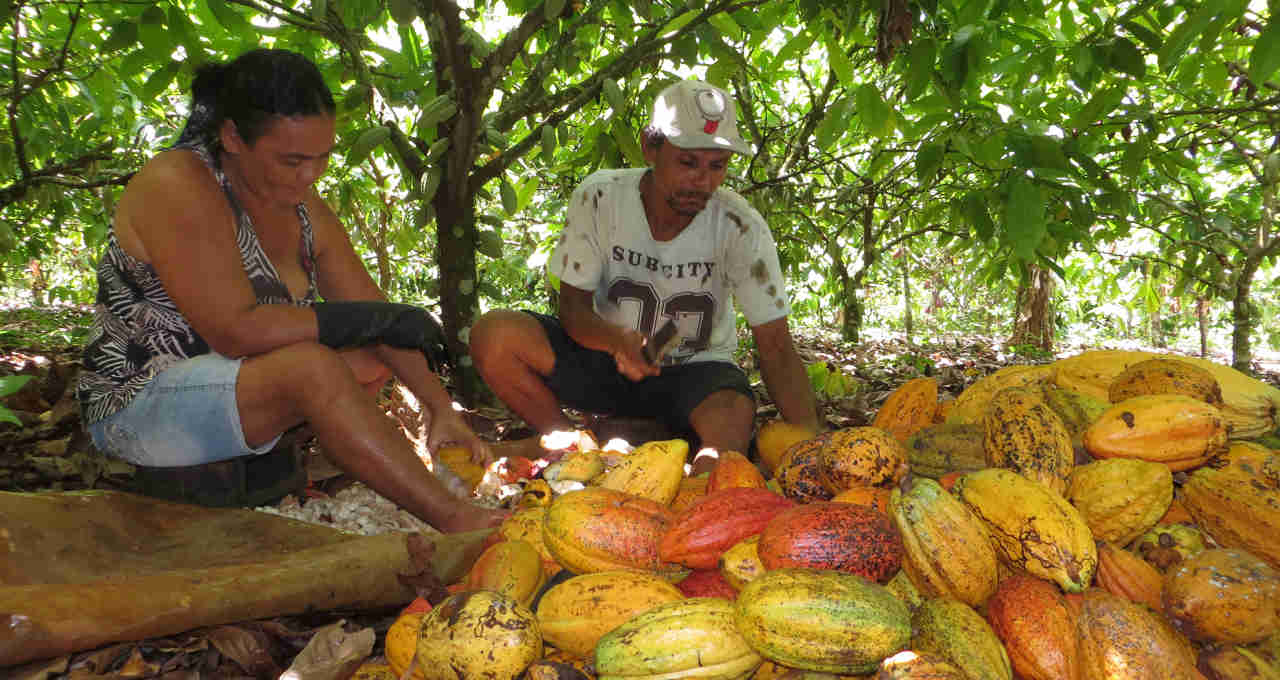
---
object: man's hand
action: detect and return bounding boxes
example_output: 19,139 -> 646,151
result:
613,327 -> 662,381
428,410 -> 495,466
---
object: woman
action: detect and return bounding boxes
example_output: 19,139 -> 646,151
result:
76,49 -> 504,533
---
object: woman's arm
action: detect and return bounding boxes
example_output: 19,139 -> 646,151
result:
305,191 -> 495,463
121,150 -> 318,358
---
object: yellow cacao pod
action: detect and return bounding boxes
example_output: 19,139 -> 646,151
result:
982,386 -> 1074,494
598,439 -> 688,505
1083,394 -> 1229,471
953,468 -> 1097,592
1067,458 -> 1172,546
872,377 -> 940,443
891,477 -> 999,607
536,569 -> 684,657
1181,442 -> 1280,569
1109,357 -> 1225,406
594,598 -> 762,680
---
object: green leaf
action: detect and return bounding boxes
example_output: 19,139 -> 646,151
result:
612,122 -> 645,167
545,0 -> 567,21
312,0 -> 327,23
0,375 -> 33,398
1123,20 -> 1162,53
825,35 -> 854,86
102,20 -> 139,54
855,84 -> 894,138
813,97 -> 851,151
347,126 -> 391,165
602,78 -> 626,115
1109,37 -> 1146,79
137,5 -> 174,61
500,179 -> 518,215
965,191 -> 994,242
541,125 -> 557,165
916,142 -> 945,185
139,61 -> 181,102
389,0 -> 418,24
707,11 -> 742,41
1250,18 -> 1280,85
206,0 -> 251,32
659,9 -> 698,36
771,30 -> 814,72
1158,4 -> 1218,74
477,230 -> 504,259
903,39 -> 936,101
1004,175 -> 1046,261
1070,82 -> 1126,129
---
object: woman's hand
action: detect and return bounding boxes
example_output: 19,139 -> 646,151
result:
428,409 -> 495,466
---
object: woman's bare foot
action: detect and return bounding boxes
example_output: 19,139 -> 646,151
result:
436,504 -> 510,534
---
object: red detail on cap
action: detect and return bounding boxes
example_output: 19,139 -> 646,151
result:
703,120 -> 719,134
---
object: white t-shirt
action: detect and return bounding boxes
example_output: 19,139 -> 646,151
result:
549,168 -> 790,366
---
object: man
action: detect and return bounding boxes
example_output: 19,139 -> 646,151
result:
470,80 -> 818,473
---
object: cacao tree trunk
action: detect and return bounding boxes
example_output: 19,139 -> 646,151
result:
1229,254 -> 1261,374
435,177 -> 484,403
1197,296 -> 1210,358
1008,264 -> 1054,351
901,252 -> 912,345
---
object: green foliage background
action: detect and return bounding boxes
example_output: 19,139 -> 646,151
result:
1,0 -> 1277,381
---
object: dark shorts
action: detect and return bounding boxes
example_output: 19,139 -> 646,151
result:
526,312 -> 754,435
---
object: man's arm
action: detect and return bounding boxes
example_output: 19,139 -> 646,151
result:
752,316 -> 820,431
558,283 -> 658,381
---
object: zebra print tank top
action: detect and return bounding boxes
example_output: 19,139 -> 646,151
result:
76,139 -> 319,425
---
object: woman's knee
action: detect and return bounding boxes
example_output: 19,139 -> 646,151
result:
243,341 -> 358,398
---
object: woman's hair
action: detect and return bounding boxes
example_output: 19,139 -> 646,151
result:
175,49 -> 335,148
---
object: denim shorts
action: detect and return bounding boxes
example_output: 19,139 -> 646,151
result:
86,353 -> 281,467
525,312 -> 754,435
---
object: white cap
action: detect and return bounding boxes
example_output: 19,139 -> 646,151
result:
649,80 -> 751,156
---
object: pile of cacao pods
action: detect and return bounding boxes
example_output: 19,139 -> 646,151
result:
376,349 -> 1280,680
